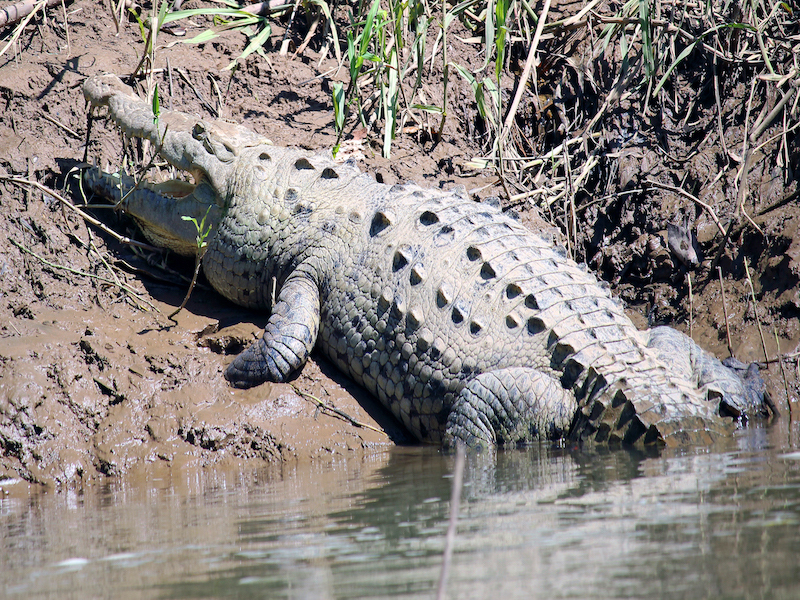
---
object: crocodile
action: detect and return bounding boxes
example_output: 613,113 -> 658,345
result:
81,74 -> 769,450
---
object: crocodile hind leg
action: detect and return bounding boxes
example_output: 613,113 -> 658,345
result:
444,368 -> 577,449
225,271 -> 320,388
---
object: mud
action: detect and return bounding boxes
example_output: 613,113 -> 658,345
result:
1,0 -> 798,488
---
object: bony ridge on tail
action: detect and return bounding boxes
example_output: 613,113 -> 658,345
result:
82,73 -> 772,450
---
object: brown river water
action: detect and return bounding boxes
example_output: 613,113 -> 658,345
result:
2,420 -> 800,600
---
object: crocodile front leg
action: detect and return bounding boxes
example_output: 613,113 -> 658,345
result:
444,368 -> 578,449
225,270 -> 321,387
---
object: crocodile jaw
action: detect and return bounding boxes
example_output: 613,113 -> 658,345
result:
82,74 -> 273,248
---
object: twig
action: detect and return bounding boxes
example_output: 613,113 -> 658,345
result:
278,0 -> 301,55
717,266 -> 733,358
0,0 -> 64,28
9,238 -> 158,311
0,174 -> 162,252
773,327 -> 792,421
500,0 -> 551,145
749,83 -> 797,143
644,178 -> 726,235
436,0 -> 449,141
166,56 -> 173,105
128,25 -> 153,84
106,0 -> 118,34
168,247 -> 206,320
60,0 -> 70,54
436,443 -> 465,600
562,139 -> 575,259
0,0 -> 47,58
293,10 -> 320,57
291,385 -> 387,435
240,0 -> 294,16
743,257 -> 769,364
40,110 -> 81,138
175,68 -> 218,118
712,54 -> 730,163
687,272 -> 693,340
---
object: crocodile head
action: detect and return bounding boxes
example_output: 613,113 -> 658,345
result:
647,326 -> 775,424
83,74 -> 272,255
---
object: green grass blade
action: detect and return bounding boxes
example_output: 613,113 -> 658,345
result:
224,21 -> 272,70
332,81 -> 346,132
382,48 -> 399,158
653,22 -> 754,97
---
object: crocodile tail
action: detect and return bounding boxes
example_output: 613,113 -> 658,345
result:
568,373 -> 735,448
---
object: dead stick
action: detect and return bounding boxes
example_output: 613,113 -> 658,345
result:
645,178 -> 726,236
436,443 -> 465,600
10,238 -> 158,311
0,0 -> 64,28
240,0 -> 294,15
40,110 -> 80,139
749,84 -> 797,143
687,272 -> 694,340
773,328 -> 792,421
168,248 -> 205,320
743,257 -> 769,364
500,0 -> 551,145
717,266 -> 733,358
291,386 -> 387,435
0,175 -> 162,252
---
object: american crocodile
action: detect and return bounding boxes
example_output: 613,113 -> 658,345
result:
81,74 -> 769,449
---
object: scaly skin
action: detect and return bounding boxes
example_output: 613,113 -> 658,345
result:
82,74 -> 768,449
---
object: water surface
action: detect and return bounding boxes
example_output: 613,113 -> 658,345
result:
2,425 -> 800,599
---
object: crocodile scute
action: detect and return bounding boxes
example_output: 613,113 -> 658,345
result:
81,74 -> 770,450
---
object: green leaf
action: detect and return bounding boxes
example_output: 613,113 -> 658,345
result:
332,81 -> 345,132
161,7 -> 261,24
653,22 -> 754,97
152,83 -> 161,123
411,104 -> 444,113
184,29 -> 222,44
129,8 -> 147,44
157,0 -> 169,30
224,22 -> 272,70
483,0 -> 495,70
360,0 -> 382,57
452,63 -> 494,124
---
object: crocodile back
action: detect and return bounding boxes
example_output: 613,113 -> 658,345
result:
205,147 -> 724,442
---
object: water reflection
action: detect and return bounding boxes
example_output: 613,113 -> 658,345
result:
2,424 -> 800,600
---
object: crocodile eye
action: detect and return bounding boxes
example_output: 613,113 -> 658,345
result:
192,123 -> 207,140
